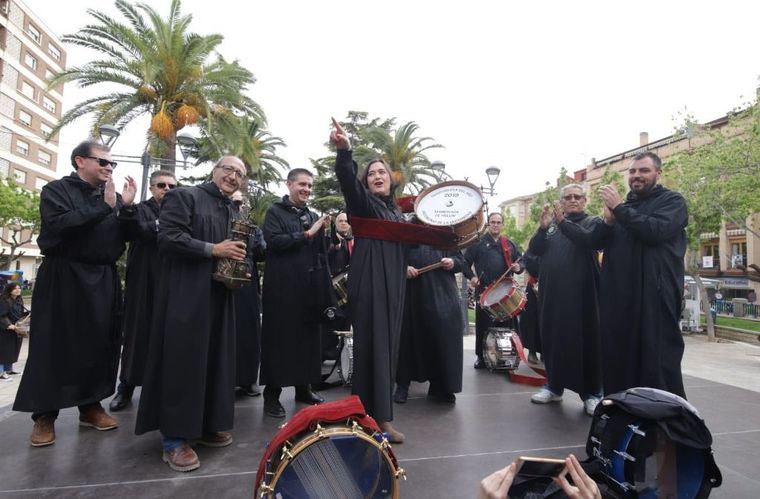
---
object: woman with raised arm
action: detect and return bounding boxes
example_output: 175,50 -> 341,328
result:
329,118 -> 407,442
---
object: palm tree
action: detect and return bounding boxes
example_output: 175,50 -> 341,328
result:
192,115 -> 289,190
361,121 -> 443,195
49,0 -> 263,172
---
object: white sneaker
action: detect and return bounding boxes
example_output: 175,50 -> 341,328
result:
531,388 -> 562,404
584,397 -> 600,416
0,372 -> 13,382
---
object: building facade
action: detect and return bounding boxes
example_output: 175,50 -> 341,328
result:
0,0 -> 65,279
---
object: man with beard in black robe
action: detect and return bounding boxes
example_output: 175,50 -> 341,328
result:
110,170 -> 177,412
260,169 -> 329,418
13,140 -> 136,447
330,119 -> 407,443
394,245 -> 465,404
231,191 -> 266,398
463,212 -> 523,369
527,184 -> 602,416
135,156 -> 249,472
596,152 -> 688,398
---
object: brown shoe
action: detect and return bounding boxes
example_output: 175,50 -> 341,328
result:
197,431 -> 233,448
378,421 -> 405,444
79,405 -> 119,431
31,415 -> 56,447
162,444 -> 200,472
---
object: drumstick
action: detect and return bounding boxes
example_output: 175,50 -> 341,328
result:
415,261 -> 446,276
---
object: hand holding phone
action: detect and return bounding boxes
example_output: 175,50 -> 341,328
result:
515,456 -> 566,478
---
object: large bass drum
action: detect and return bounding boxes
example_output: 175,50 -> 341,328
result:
483,327 -> 520,371
414,180 -> 485,249
256,397 -> 405,499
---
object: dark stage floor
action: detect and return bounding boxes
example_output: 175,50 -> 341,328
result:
0,349 -> 757,498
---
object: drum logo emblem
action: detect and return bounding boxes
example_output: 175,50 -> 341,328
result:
445,200 -> 454,207
547,223 -> 558,236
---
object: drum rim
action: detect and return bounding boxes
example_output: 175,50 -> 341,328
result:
262,422 -> 402,498
413,180 -> 484,227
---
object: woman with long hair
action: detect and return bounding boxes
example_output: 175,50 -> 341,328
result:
0,282 -> 28,380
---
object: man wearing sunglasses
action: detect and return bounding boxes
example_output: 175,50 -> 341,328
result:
527,184 -> 602,416
111,170 -> 177,412
14,140 -> 137,447
135,156 -> 252,472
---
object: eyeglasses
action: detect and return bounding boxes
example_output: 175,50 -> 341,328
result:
562,194 -> 585,201
152,182 -> 177,189
84,156 -> 118,168
218,164 -> 245,181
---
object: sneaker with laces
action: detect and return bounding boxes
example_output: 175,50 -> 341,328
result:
163,444 -> 200,472
531,388 -> 563,404
584,397 -> 601,416
79,405 -> 119,431
197,431 -> 233,448
31,415 -> 56,447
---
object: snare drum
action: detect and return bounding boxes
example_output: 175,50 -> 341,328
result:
257,398 -> 405,499
332,271 -> 349,308
479,276 -> 526,321
414,181 -> 485,249
483,327 -> 520,371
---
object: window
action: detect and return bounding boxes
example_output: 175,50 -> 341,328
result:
35,177 -> 48,190
40,122 -> 53,137
18,109 -> 32,127
24,53 -> 37,70
38,150 -> 51,165
42,96 -> 55,113
20,81 -> 35,100
701,243 -> 719,268
48,44 -> 61,61
45,68 -> 55,81
16,139 -> 29,156
27,24 -> 41,44
13,169 -> 27,184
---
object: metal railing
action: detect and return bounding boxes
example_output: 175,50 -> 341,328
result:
708,300 -> 759,319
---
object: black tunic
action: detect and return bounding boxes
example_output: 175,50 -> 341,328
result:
0,295 -> 26,365
597,186 -> 688,398
118,198 -> 160,386
335,149 -> 406,422
135,182 -> 238,438
528,213 -> 602,396
463,234 -> 522,356
14,173 -> 129,413
518,252 -> 541,355
259,196 -> 323,388
397,245 -> 465,394
235,226 -> 265,387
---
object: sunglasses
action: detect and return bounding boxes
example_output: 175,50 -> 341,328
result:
562,194 -> 585,201
152,182 -> 177,189
84,156 -> 118,168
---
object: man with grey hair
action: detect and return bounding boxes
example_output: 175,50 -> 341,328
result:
136,156 -> 250,472
111,170 -> 177,412
527,183 -> 602,415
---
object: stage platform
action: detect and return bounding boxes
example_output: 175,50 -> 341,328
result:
0,345 -> 758,498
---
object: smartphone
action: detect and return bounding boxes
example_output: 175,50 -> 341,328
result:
515,456 -> 566,478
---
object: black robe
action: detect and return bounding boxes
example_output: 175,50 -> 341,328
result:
259,196 -> 323,388
118,198 -> 160,387
397,245 -> 465,394
596,186 -> 688,398
463,235 -> 523,357
235,226 -> 265,387
528,213 -> 601,396
0,296 -> 26,365
518,252 -> 541,355
135,182 -> 239,438
335,149 -> 406,422
14,173 -> 130,413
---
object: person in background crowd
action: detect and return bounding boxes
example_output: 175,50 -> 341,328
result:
0,283 -> 28,380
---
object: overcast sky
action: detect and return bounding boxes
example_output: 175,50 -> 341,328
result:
24,0 -> 760,203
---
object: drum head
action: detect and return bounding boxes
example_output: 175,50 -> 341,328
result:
481,280 -> 513,307
414,181 -> 484,227
272,429 -> 396,498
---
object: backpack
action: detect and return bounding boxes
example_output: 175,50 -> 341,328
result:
586,387 -> 722,498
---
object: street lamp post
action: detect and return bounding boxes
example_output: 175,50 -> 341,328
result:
430,160 -> 452,182
480,166 -> 501,213
98,124 -> 198,201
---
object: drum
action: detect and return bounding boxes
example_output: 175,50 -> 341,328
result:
483,327 -> 520,371
332,271 -> 349,308
258,415 -> 405,498
414,180 -> 485,249
479,276 -> 526,321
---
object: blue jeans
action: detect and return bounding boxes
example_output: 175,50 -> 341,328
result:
0,363 -> 12,372
162,435 -> 186,451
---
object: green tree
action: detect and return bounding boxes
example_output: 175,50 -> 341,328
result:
0,178 -> 41,270
49,0 -> 262,171
667,99 -> 760,340
585,166 -> 626,217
